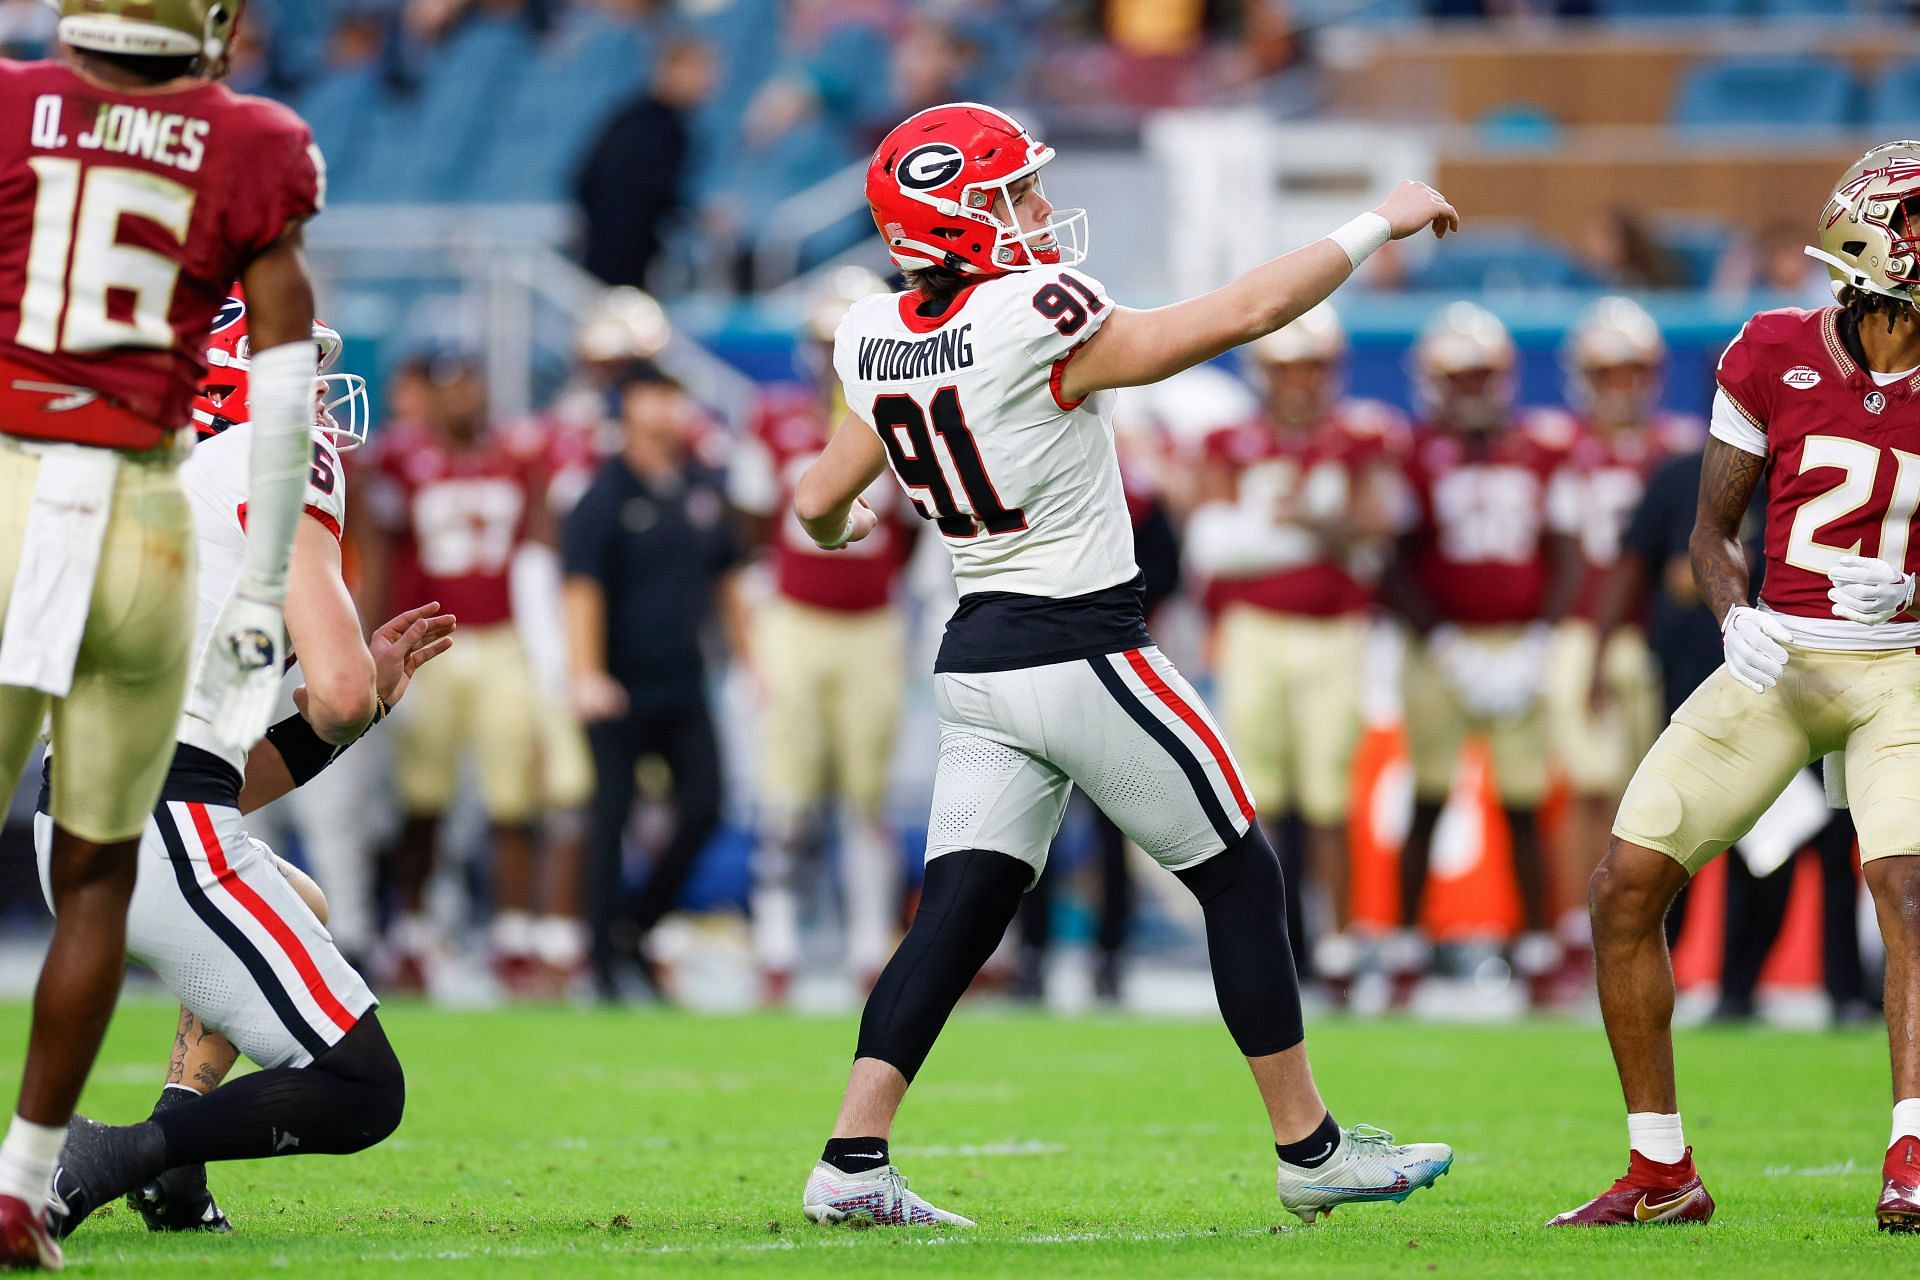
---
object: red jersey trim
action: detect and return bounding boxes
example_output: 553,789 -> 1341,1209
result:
236,502 -> 342,543
1820,308 -> 1857,380
898,284 -> 982,334
1050,351 -> 1087,412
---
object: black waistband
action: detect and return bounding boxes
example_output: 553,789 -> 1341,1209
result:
935,573 -> 1152,673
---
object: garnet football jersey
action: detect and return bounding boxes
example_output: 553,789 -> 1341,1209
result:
360,421 -> 543,628
832,267 -> 1134,600
1712,305 -> 1920,650
1398,414 -> 1582,625
1554,408 -> 1704,619
730,385 -> 911,613
1198,402 -> 1403,619
175,424 -> 346,773
0,61 -> 324,444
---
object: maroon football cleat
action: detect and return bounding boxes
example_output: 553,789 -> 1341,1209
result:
1878,1136 -> 1920,1233
1545,1148 -> 1714,1227
0,1194 -> 62,1271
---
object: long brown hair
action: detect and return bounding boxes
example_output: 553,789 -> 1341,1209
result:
903,264 -> 973,307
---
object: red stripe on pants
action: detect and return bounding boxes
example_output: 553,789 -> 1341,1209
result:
186,802 -> 358,1034
1121,649 -> 1256,824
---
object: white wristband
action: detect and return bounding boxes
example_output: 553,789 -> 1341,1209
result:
1327,211 -> 1392,271
814,512 -> 856,550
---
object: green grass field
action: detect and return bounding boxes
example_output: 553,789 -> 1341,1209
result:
10,998 -> 1909,1277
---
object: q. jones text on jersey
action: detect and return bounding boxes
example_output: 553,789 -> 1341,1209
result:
856,325 -> 975,382
29,94 -> 210,173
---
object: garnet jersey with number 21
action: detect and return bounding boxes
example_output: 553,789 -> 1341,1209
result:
0,60 -> 323,443
1712,305 -> 1920,651
832,266 -> 1136,600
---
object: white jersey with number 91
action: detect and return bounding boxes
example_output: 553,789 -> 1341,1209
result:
833,267 -> 1137,599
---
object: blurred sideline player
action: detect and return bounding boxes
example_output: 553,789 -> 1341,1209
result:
33,293 -> 453,1242
1381,302 -> 1584,1004
731,268 -> 916,1002
0,2 -> 325,1262
1186,304 -> 1402,999
1553,142 -> 1920,1231
1544,298 -> 1701,965
354,358 -> 552,990
489,296 -> 665,995
793,101 -> 1459,1228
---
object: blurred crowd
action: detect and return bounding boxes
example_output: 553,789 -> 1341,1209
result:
19,273 -> 1845,1026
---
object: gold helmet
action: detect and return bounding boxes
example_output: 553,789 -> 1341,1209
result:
1564,295 -> 1665,417
1807,140 -> 1920,302
1250,304 -> 1345,427
1248,303 -> 1345,366
57,0 -> 245,71
1413,301 -> 1515,429
806,266 -> 890,343
575,287 -> 671,365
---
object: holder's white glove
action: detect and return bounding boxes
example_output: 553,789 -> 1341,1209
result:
1827,554 -> 1916,626
196,592 -> 287,751
1722,604 -> 1791,693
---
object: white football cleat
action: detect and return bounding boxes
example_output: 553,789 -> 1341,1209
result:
1275,1124 -> 1453,1224
802,1161 -> 975,1227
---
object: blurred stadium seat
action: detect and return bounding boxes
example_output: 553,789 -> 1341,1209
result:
1601,0 -> 1749,21
1867,57 -> 1920,130
1673,54 -> 1858,135
1404,226 -> 1598,292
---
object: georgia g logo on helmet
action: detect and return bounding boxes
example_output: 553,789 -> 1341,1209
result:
896,143 -> 966,192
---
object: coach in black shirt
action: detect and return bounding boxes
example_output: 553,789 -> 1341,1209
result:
562,362 -> 745,999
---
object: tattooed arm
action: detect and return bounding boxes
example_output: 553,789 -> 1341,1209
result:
1689,438 -> 1766,623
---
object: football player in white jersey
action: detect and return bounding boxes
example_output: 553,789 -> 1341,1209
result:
791,103 -> 1460,1228
31,293 -> 455,1241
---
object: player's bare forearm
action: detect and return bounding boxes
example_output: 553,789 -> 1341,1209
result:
239,228 -> 316,353
1064,180 -> 1458,401
1063,242 -> 1352,401
237,740 -> 299,815
1541,532 -> 1585,625
1689,438 -> 1765,623
563,576 -> 611,679
795,413 -> 887,545
1590,553 -> 1648,648
284,518 -> 377,744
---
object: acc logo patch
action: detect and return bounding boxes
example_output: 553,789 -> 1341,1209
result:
211,295 -> 247,333
896,143 -> 965,192
1781,365 -> 1821,389
1866,390 -> 1888,415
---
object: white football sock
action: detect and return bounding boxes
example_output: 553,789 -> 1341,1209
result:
1891,1098 -> 1920,1147
1627,1111 -> 1686,1165
0,1115 -> 66,1204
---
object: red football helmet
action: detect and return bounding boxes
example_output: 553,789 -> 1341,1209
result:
866,102 -> 1087,277
192,285 -> 369,450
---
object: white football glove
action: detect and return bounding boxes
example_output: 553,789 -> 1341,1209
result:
1827,554 -> 1916,626
196,592 -> 288,752
1722,604 -> 1791,693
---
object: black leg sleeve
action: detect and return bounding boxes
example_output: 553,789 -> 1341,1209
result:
153,1013 -> 404,1167
853,849 -> 1030,1082
1174,824 -> 1305,1058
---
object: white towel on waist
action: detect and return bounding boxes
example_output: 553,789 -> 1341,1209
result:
0,445 -> 120,697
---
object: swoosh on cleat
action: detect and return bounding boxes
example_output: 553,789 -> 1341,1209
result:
1633,1188 -> 1698,1222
